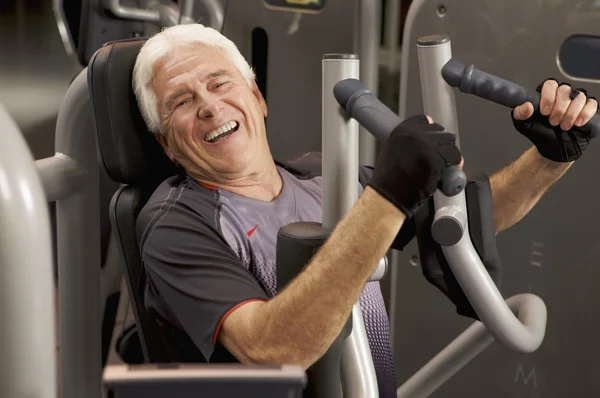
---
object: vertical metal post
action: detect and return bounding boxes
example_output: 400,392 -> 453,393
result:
383,0 -> 401,353
178,0 -> 195,23
55,69 -> 103,398
416,35 -> 461,146
322,54 -> 361,228
0,104 -> 57,398
322,54 -> 379,398
384,0 -> 401,73
416,34 -> 468,251
358,0 -> 382,166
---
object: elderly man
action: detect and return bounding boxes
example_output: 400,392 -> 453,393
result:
133,24 -> 597,397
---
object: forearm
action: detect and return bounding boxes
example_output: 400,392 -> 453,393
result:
490,146 -> 573,232
249,187 -> 405,368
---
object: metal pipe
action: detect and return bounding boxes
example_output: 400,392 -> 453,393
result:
35,153 -> 88,202
397,319 -> 493,398
179,0 -> 195,23
397,294 -> 540,398
322,53 -> 379,398
416,35 -> 460,145
52,0 -> 75,57
151,1 -> 183,27
106,0 -> 160,22
201,0 -> 225,31
322,54 -> 361,229
55,69 -> 103,398
0,103 -> 57,398
358,0 -> 381,166
369,256 -> 388,282
416,35 -> 547,354
384,0 -> 401,73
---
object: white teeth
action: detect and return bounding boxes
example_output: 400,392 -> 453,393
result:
205,121 -> 237,142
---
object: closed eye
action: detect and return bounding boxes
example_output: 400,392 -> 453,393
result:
176,99 -> 192,108
213,81 -> 230,90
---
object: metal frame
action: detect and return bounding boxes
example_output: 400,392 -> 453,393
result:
357,0 -> 381,166
392,35 -> 548,398
2,69 -> 103,398
105,0 -> 224,30
322,54 -> 380,397
52,0 -> 76,58
0,104 -> 58,398
383,0 -> 401,73
416,37 -> 547,353
53,69 -> 104,398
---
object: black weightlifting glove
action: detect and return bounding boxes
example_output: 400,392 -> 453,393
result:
368,115 -> 462,216
512,79 -> 599,162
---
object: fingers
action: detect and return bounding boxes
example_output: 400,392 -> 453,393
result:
575,98 -> 599,127
513,102 -> 534,120
539,79 -> 558,116
548,84 -> 572,126
458,157 -> 464,169
426,115 -> 433,124
561,91 -> 587,130
542,81 -> 597,130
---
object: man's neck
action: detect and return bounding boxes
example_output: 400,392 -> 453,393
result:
194,160 -> 284,202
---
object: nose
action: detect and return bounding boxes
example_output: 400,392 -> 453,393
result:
197,97 -> 221,120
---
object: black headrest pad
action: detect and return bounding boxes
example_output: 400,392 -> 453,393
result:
88,37 -> 179,185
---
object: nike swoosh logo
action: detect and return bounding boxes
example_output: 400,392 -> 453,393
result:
247,224 -> 259,237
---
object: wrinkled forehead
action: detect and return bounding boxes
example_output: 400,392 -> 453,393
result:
153,42 -> 239,82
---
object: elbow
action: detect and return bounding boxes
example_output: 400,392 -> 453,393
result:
243,338 -> 322,371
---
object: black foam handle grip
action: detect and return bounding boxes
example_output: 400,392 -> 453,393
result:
333,78 -> 466,197
442,58 -> 600,136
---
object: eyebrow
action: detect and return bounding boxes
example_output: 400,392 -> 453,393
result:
205,69 -> 232,81
163,69 -> 233,110
165,89 -> 188,111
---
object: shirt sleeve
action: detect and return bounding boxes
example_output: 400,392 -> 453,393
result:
140,201 -> 268,361
359,165 -> 416,251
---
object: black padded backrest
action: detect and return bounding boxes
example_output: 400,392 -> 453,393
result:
88,38 -> 178,363
88,37 -> 179,185
110,185 -> 169,363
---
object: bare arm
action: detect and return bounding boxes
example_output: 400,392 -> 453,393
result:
490,146 -> 572,233
219,187 -> 405,369
493,79 -> 597,233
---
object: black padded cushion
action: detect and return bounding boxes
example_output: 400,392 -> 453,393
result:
88,37 -> 179,185
110,184 -> 170,363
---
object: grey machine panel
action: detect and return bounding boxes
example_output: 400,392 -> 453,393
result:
392,1 -> 600,397
221,0 -> 359,160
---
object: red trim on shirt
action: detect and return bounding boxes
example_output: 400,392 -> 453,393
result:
247,224 -> 259,237
212,299 -> 267,345
198,182 -> 219,190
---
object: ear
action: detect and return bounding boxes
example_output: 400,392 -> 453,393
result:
252,81 -> 268,118
154,133 -> 177,163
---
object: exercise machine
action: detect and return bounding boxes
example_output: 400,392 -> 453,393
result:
267,32 -> 564,397
288,33 -> 555,396
103,364 -> 306,397
53,0 -> 224,67
391,1 -> 600,395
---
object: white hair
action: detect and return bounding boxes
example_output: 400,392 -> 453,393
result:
132,24 -> 256,134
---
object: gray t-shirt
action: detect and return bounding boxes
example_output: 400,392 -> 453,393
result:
137,152 -> 415,398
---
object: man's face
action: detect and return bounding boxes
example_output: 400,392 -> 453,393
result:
152,44 -> 268,182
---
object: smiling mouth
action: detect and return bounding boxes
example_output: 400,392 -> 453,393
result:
204,121 -> 240,143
